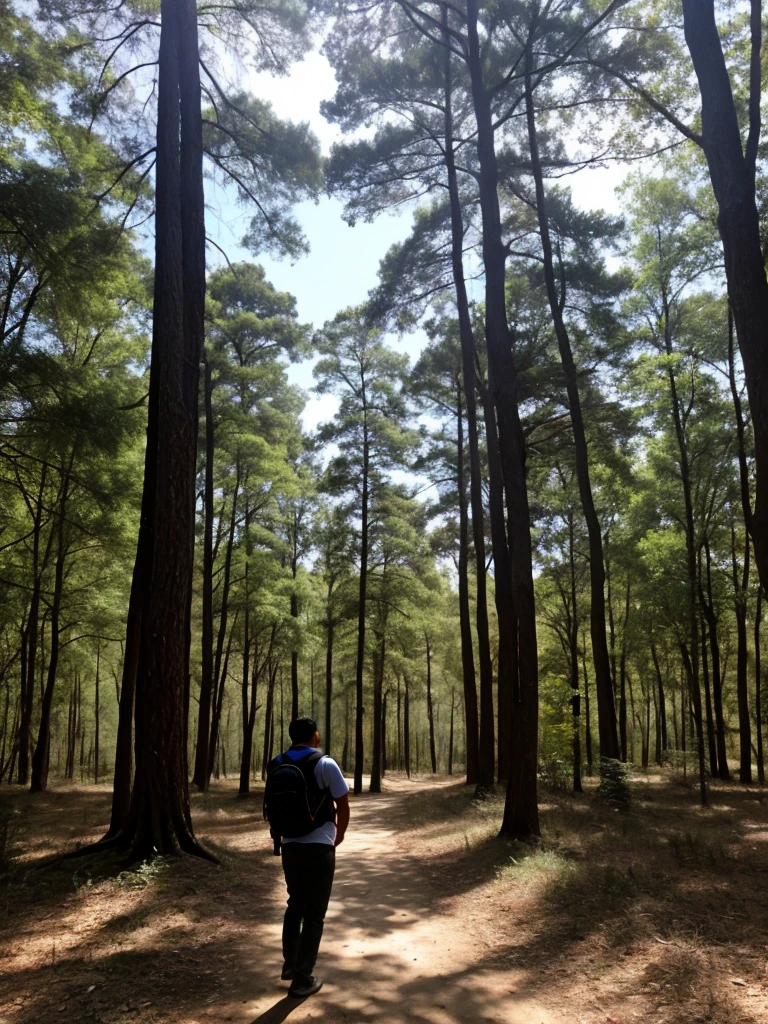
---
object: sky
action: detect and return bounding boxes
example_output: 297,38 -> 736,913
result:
207,48 -> 629,434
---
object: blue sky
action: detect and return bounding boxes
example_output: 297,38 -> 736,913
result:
207,49 -> 627,433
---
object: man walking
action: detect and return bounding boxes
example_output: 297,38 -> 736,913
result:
264,717 -> 350,999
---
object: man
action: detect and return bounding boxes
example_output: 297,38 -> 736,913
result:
266,716 -> 350,999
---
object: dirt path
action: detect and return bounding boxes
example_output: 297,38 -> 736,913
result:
3,773 -> 767,1024
224,778 -> 556,1024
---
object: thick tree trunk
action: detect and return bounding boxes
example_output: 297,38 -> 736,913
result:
682,2 -> 768,597
524,64 -> 619,765
116,0 -> 211,858
466,0 -> 538,837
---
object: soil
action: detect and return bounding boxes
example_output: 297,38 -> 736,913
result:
1,770 -> 767,1024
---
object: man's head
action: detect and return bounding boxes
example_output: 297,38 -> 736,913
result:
289,716 -> 320,747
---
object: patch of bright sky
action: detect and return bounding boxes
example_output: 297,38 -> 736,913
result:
208,48 -> 628,439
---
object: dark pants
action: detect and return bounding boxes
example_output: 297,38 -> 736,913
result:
281,843 -> 336,978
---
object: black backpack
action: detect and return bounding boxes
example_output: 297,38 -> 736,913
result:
263,749 -> 334,854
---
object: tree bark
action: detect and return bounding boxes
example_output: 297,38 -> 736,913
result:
207,467 -> 240,783
370,624 -> 386,793
94,642 -> 100,784
730,516 -> 752,783
524,60 -> 620,765
466,0 -> 539,837
193,352 -> 215,790
404,673 -> 411,779
699,539 -> 730,779
117,0 -> 212,858
325,614 -> 334,758
756,587 -> 765,784
354,400 -> 370,796
682,2 -> 768,597
454,385 -> 479,785
442,22 -> 485,787
425,632 -> 437,775
31,462 -> 72,793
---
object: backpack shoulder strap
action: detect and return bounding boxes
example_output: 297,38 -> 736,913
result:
298,750 -> 325,789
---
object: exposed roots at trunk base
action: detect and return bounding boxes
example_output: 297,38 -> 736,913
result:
51,818 -> 219,868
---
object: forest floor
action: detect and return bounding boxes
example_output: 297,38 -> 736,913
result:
1,769 -> 767,1024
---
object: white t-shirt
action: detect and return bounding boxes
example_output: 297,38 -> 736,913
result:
280,752 -> 350,847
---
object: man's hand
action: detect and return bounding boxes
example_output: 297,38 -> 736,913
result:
334,793 -> 350,848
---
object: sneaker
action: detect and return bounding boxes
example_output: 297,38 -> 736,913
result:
288,975 -> 323,998
280,964 -> 294,981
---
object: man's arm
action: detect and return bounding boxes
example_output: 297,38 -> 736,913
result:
334,794 -> 350,847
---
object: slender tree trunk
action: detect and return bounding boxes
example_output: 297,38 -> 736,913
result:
370,624 -> 386,793
261,664 -> 276,780
582,649 -> 593,776
382,691 -> 388,776
442,24 -> 486,787
31,466 -> 72,793
455,387 -> 479,785
291,547 -> 299,721
618,577 -> 631,763
755,588 -> 764,784
94,642 -> 100,784
731,516 -> 752,783
663,304 -> 707,805
425,633 -> 437,775
524,61 -> 619,765
651,642 -> 668,759
325,614 -> 334,757
700,540 -> 730,779
354,414 -> 370,795
342,689 -> 349,774
207,468 -> 240,783
404,674 -> 411,780
18,467 -> 49,786
193,352 -> 215,790
567,509 -> 582,793
700,613 -> 718,777
448,690 -> 455,776
108,556 -> 141,834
